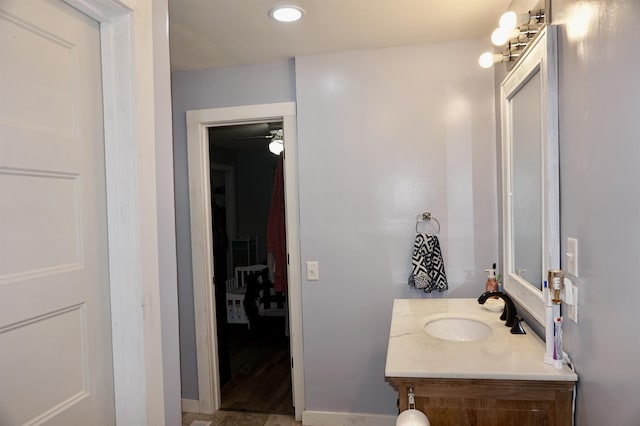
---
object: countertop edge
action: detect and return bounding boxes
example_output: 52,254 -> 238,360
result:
385,369 -> 578,382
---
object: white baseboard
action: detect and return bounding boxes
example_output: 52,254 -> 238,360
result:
302,410 -> 396,426
181,398 -> 200,413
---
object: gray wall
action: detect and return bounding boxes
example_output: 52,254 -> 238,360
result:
295,39 -> 497,414
171,60 -> 296,399
550,1 -> 640,424
152,0 -> 182,423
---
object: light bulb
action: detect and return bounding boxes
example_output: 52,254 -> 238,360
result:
269,6 -> 304,22
499,11 -> 530,30
499,11 -> 517,30
491,28 -> 509,46
491,27 -> 521,46
479,52 -> 496,69
269,139 -> 284,155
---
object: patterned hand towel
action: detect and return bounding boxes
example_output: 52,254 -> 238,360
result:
409,233 -> 448,292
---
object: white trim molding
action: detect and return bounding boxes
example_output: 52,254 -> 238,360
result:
502,25 -> 559,325
181,399 -> 200,414
302,411 -> 397,426
62,1 -> 179,424
186,102 -> 304,420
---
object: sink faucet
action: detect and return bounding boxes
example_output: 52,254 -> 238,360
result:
477,291 -> 525,334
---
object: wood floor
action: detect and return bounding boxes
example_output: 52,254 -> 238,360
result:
182,411 -> 300,426
220,317 -> 293,416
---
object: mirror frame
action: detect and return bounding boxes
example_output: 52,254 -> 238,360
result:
502,25 -> 559,325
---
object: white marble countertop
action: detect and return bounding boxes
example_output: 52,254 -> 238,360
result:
385,298 -> 578,381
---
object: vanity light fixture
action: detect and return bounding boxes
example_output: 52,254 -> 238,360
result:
269,5 -> 304,22
478,9 -> 545,68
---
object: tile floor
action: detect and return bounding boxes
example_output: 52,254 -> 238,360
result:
182,411 -> 302,426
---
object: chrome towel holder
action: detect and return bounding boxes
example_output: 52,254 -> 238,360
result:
415,212 -> 441,234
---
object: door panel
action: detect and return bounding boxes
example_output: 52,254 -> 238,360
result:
2,170 -> 80,277
0,0 -> 114,424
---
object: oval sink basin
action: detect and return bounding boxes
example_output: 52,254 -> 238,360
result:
424,317 -> 492,342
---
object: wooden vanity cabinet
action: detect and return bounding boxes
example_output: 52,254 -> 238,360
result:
388,377 -> 575,426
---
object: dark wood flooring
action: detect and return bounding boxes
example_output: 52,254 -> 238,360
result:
220,317 -> 293,416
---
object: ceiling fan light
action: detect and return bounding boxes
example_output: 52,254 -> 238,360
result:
269,6 -> 304,23
269,139 -> 284,155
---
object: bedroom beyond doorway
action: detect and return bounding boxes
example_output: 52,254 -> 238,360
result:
209,122 -> 293,416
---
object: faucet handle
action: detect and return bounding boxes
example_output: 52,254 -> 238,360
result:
510,317 -> 526,334
500,304 -> 507,321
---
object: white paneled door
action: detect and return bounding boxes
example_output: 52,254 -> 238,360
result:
0,1 -> 115,424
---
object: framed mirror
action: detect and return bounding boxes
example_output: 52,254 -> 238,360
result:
502,25 -> 559,325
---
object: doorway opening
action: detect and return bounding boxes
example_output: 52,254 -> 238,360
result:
186,102 -> 303,420
208,122 -> 293,415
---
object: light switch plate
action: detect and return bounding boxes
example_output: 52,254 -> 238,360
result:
306,261 -> 319,281
567,237 -> 579,277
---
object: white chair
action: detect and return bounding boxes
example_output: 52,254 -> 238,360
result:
225,265 -> 267,327
234,264 -> 268,289
225,278 -> 247,326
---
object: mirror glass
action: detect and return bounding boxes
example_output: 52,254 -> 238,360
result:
511,71 -> 542,289
502,25 -> 559,324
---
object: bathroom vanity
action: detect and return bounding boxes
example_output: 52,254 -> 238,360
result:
385,299 -> 577,426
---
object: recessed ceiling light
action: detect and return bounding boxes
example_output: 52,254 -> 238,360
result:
269,6 -> 304,23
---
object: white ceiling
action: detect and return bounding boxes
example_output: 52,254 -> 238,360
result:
168,0 -> 523,72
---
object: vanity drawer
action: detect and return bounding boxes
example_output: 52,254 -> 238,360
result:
389,377 -> 574,426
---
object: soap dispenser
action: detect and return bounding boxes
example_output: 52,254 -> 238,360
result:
485,263 -> 498,292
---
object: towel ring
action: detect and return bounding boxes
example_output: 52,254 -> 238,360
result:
415,212 -> 441,234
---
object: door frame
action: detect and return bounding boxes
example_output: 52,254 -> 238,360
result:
186,102 -> 304,420
62,1 -> 176,424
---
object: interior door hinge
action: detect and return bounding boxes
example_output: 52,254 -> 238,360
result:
291,357 -> 294,369
287,253 -> 290,265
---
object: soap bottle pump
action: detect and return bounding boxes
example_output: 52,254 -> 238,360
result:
485,263 -> 498,292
